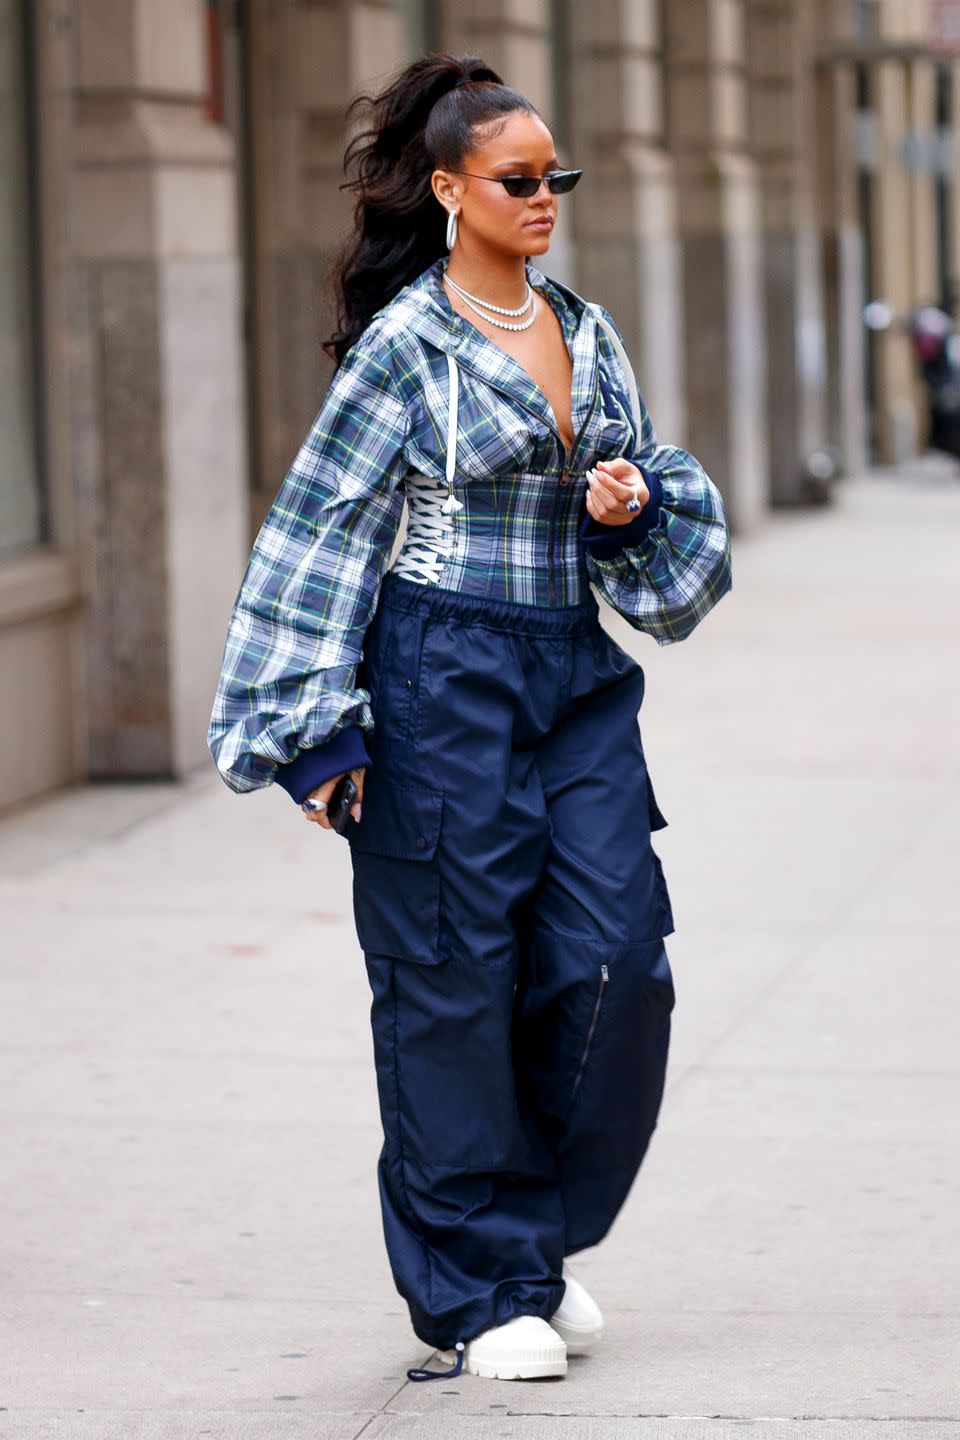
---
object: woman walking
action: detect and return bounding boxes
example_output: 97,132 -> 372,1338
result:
208,52 -> 731,1382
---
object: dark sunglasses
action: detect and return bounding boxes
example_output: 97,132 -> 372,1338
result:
446,167 -> 583,198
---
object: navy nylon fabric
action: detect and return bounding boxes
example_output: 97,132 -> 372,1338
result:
346,568 -> 676,1350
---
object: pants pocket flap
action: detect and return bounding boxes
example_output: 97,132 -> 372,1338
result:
348,773 -> 443,860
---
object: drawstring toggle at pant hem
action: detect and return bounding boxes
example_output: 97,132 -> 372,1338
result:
406,1340 -> 465,1382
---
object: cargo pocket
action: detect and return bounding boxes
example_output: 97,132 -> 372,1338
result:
359,606 -> 428,744
346,770 -> 445,964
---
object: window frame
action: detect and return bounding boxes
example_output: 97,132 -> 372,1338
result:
21,0 -> 49,549
0,0 -> 48,563
0,0 -> 82,635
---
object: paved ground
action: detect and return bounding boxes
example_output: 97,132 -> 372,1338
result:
2,462 -> 959,1440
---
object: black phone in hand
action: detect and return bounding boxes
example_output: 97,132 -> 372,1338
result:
327,772 -> 359,834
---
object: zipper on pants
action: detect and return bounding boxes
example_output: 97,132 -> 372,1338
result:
571,963 -> 609,1098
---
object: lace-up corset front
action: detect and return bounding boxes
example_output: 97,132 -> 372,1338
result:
391,473 -> 460,586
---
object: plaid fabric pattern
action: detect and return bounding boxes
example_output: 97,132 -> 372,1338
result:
208,255 -> 732,794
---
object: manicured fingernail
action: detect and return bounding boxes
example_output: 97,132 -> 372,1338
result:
352,803 -> 362,821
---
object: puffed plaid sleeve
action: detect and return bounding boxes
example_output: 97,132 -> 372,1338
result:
207,333 -> 410,800
578,305 -> 733,645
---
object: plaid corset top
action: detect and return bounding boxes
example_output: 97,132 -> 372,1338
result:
389,264 -> 652,608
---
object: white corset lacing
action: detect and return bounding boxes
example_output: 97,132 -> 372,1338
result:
391,353 -> 463,585
388,307 -> 643,586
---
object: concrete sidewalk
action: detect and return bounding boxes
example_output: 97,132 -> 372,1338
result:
2,463 -> 959,1440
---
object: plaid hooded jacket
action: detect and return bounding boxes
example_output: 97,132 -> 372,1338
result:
207,254 -> 732,803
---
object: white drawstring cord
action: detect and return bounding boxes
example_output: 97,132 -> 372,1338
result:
440,352 -> 463,515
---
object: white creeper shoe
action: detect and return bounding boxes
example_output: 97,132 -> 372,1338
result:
431,1315 -> 567,1380
547,1264 -> 604,1353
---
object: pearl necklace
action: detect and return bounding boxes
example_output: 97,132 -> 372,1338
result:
443,270 -> 538,331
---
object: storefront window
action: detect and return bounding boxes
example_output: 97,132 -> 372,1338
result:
0,0 -> 44,560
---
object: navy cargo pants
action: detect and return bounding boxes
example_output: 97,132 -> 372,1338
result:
346,568 -> 676,1351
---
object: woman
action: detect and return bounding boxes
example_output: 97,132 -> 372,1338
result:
207,52 -> 732,1383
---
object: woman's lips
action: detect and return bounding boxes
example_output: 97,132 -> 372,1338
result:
526,218 -> 553,229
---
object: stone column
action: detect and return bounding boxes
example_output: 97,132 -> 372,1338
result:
747,0 -> 829,504
905,57 -> 940,449
906,59 -> 939,304
246,0 -> 406,521
69,0 -> 247,778
565,0 -> 685,441
813,0 -> 868,476
855,0 -> 943,463
950,58 -> 960,314
869,55 -> 922,461
664,0 -> 768,534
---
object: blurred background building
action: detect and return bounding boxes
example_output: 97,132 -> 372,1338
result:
2,0 -> 958,813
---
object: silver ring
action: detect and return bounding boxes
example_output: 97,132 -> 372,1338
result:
301,797 -> 328,813
625,483 -> 643,512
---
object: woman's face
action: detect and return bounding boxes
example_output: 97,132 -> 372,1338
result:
433,110 -> 561,259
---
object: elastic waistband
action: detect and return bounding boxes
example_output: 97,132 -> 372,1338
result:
379,569 -> 600,638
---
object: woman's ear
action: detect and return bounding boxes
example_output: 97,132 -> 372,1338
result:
431,170 -> 460,210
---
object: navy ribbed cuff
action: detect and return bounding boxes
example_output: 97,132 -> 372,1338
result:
579,469 -> 663,559
273,725 -> 372,804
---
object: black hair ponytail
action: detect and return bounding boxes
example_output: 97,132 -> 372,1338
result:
324,50 -> 538,364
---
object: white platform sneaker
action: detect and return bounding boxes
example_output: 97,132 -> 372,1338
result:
547,1264 -> 604,1352
431,1315 -> 568,1380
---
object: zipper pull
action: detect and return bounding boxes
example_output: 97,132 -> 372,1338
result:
601,964 -> 609,982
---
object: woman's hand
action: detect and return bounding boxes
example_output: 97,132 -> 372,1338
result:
301,766 -> 366,829
585,457 -> 649,526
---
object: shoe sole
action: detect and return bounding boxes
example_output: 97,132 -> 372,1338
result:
548,1317 -> 604,1353
436,1344 -> 568,1380
467,1355 -> 567,1379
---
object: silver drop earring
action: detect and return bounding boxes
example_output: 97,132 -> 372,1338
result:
446,207 -> 458,250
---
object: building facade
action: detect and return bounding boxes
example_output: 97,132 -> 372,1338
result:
1,0 -> 956,813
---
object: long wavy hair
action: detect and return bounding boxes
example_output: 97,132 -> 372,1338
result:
324,51 -> 539,365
